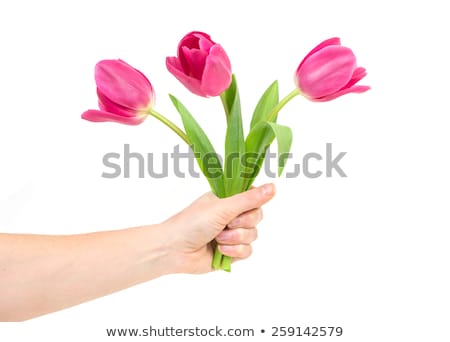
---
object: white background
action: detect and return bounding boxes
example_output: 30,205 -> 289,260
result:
1,0 -> 449,341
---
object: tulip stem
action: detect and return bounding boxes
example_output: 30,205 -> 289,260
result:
266,88 -> 301,123
221,255 -> 232,272
147,109 -> 191,146
212,248 -> 224,270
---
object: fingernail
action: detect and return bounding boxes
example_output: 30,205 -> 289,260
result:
261,183 -> 274,197
228,217 -> 240,228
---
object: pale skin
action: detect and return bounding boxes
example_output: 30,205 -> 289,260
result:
0,183 -> 275,321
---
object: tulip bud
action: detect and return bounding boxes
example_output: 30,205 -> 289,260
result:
166,31 -> 232,97
82,59 -> 155,125
295,38 -> 369,102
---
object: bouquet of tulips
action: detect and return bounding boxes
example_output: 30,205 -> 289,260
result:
82,32 -> 369,271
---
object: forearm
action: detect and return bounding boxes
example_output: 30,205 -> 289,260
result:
0,225 -> 178,321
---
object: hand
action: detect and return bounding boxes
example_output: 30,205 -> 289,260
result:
165,183 -> 276,273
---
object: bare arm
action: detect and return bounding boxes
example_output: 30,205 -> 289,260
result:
0,184 -> 275,321
0,226 -> 175,320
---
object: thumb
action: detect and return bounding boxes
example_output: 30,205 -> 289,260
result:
219,183 -> 276,218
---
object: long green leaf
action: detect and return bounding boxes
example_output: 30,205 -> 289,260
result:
243,121 -> 293,189
250,81 -> 279,129
169,94 -> 225,197
221,75 -> 246,196
267,122 -> 292,175
220,74 -> 238,118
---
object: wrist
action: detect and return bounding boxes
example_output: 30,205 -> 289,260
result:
139,223 -> 193,276
156,219 -> 209,275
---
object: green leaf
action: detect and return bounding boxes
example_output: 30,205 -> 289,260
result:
250,80 -> 279,129
243,121 -> 293,189
169,94 -> 225,197
220,73 -> 238,117
267,122 -> 293,175
221,75 -> 246,196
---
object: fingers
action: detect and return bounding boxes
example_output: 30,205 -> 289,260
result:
212,184 -> 274,261
215,207 -> 262,259
216,227 -> 258,245
215,229 -> 257,258
227,208 -> 263,229
220,183 -> 275,217
215,207 -> 262,245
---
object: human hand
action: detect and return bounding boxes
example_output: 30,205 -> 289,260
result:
164,183 -> 276,274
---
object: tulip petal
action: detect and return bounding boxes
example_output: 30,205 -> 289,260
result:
297,46 -> 356,98
344,67 -> 367,89
201,45 -> 232,97
166,57 -> 204,96
179,34 -> 200,50
313,85 -> 370,102
81,109 -> 146,125
95,59 -> 153,110
210,44 -> 231,72
198,35 -> 214,51
97,88 -> 138,117
297,37 -> 341,72
178,31 -> 211,50
166,56 -> 183,73
180,46 -> 208,79
177,32 -> 214,73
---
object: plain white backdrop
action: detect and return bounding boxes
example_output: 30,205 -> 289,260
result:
1,0 -> 449,340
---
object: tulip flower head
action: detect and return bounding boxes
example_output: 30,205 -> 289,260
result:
82,59 -> 155,125
295,38 -> 369,102
166,31 -> 232,97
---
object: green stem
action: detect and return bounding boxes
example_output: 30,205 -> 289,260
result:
218,81 -> 234,271
212,248 -> 224,270
221,255 -> 232,272
266,88 -> 301,123
147,108 -> 191,146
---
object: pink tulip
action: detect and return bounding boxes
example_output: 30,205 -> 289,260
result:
82,59 -> 155,125
295,38 -> 370,101
166,31 -> 232,97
